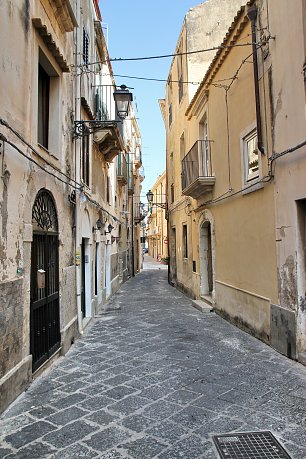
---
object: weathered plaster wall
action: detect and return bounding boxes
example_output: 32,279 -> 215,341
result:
0,279 -> 23,378
0,0 -> 77,412
267,0 -> 306,356
186,0 -> 246,101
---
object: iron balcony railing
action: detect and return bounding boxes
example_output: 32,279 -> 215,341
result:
117,153 -> 128,184
93,85 -> 119,122
134,203 -> 146,222
181,140 -> 213,191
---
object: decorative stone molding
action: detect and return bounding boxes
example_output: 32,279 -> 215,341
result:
32,18 -> 70,72
50,0 -> 78,32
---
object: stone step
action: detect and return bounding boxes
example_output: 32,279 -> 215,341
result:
200,295 -> 213,306
191,299 -> 213,313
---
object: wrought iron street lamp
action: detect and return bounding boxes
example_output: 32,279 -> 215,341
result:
113,85 -> 133,120
146,190 -> 154,204
74,84 -> 133,137
146,190 -> 166,209
105,223 -> 114,234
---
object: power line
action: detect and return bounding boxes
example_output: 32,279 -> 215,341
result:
110,73 -> 200,85
72,41 -> 260,69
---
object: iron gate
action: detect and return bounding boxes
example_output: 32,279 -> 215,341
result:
30,190 -> 60,372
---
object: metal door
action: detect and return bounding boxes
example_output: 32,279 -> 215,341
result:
30,190 -> 60,372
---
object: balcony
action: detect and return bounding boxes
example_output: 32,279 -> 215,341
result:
117,154 -> 128,185
181,140 -> 215,199
134,203 -> 146,223
134,142 -> 142,169
92,85 -> 124,162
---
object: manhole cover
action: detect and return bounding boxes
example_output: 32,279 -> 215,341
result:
212,431 -> 292,458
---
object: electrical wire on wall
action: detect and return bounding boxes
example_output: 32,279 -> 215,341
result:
193,139 -> 306,211
0,133 -> 80,189
84,193 -> 123,224
0,118 -> 82,188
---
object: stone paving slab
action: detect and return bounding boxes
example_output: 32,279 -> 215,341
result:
0,258 -> 306,458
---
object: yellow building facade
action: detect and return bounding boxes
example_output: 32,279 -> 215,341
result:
147,171 -> 168,261
162,0 -> 306,362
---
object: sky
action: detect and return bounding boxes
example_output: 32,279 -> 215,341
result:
99,0 -> 202,199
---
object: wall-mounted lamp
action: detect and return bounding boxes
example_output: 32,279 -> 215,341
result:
105,223 -> 114,234
92,218 -> 103,233
113,85 -> 133,120
96,219 -> 103,230
146,190 -> 154,204
146,190 -> 166,209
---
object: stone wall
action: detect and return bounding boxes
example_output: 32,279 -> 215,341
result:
0,278 -> 23,378
111,252 -> 119,281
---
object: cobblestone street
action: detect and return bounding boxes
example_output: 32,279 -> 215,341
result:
0,257 -> 306,459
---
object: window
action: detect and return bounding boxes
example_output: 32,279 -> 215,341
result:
244,131 -> 259,182
168,74 -> 173,127
38,64 -> 50,148
170,183 -> 174,204
180,132 -> 185,160
169,103 -> 172,127
182,224 -> 188,258
37,49 -> 60,154
177,41 -> 184,102
106,175 -> 110,203
83,28 -> 89,68
81,128 -> 90,186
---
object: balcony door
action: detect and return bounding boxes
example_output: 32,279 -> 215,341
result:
199,116 -> 210,176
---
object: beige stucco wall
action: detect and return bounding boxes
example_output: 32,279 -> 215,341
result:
165,1 -> 248,296
165,4 -> 282,342
266,0 -> 306,354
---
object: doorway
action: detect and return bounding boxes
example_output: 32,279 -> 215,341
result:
170,227 -> 177,285
81,238 -> 91,318
200,221 -> 213,296
30,190 -> 60,372
105,242 -> 111,298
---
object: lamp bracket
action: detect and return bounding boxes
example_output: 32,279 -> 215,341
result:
73,120 -> 121,138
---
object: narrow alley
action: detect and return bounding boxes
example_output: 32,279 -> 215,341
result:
0,257 -> 305,459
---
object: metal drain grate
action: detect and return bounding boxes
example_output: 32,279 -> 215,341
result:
212,431 -> 292,459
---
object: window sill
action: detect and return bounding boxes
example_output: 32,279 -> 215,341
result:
37,143 -> 50,154
242,180 -> 264,195
37,143 -> 59,160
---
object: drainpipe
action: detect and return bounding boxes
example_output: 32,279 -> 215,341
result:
131,189 -> 135,276
247,5 -> 265,154
74,0 -> 83,335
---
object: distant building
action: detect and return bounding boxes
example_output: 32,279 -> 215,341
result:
147,171 -> 168,261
